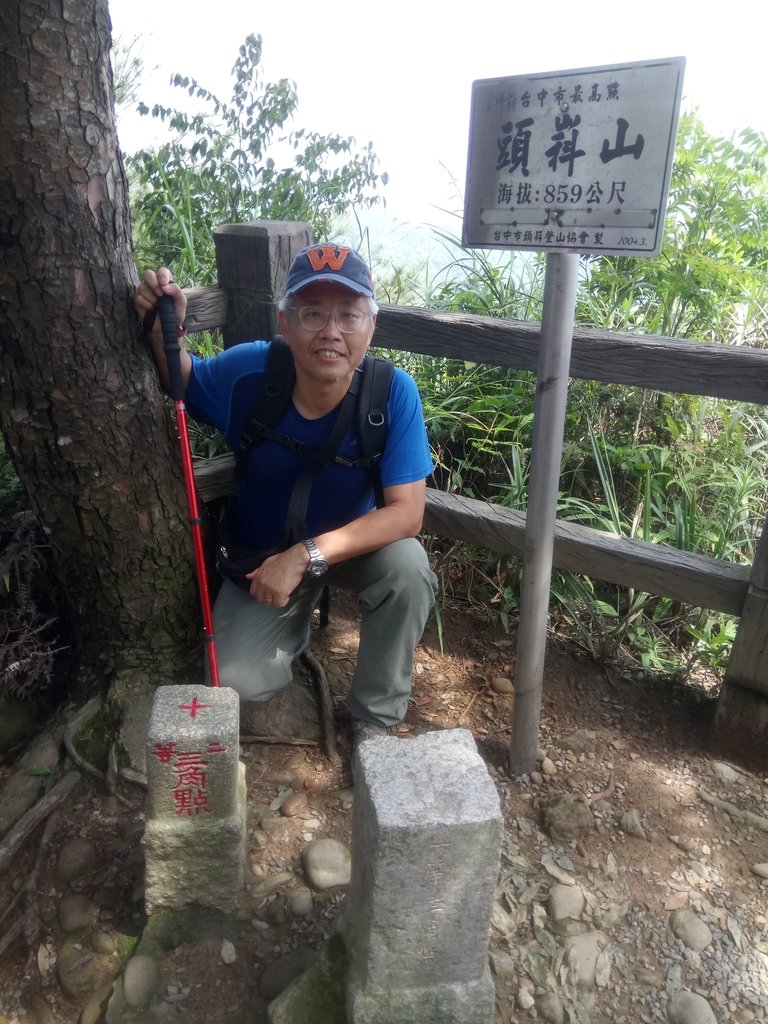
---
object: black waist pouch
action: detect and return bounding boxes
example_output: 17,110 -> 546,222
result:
215,516 -> 282,591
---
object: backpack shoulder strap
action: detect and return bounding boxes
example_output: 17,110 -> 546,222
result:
235,337 -> 295,475
234,344 -> 395,507
357,354 -> 395,508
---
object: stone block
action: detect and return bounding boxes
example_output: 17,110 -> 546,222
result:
344,729 -> 502,1024
143,685 -> 246,914
146,685 -> 240,820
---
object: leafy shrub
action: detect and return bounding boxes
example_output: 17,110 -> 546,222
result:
127,35 -> 384,285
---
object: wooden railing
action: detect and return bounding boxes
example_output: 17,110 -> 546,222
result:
189,221 -> 768,748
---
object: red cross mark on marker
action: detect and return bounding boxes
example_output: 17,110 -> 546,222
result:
178,696 -> 210,718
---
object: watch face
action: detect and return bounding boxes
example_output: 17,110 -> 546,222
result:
304,540 -> 328,577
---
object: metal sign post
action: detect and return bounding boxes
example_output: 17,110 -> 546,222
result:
461,57 -> 685,774
510,252 -> 578,774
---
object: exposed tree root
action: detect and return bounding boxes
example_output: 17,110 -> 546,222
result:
105,742 -> 132,807
589,770 -> 615,805
301,650 -> 341,766
0,722 -> 65,838
22,812 -> 59,969
119,766 -> 148,789
0,690 -> 143,956
0,917 -> 22,960
240,734 -> 319,747
0,879 -> 23,928
698,787 -> 768,832
0,696 -> 103,871
63,696 -> 138,805
452,688 -> 482,727
0,771 -> 80,873
0,812 -> 59,961
62,695 -> 104,780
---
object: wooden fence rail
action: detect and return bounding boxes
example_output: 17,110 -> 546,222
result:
186,288 -> 768,404
186,222 -> 768,757
194,455 -> 751,618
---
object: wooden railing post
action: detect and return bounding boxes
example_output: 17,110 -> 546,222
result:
714,515 -> 768,760
212,221 -> 312,347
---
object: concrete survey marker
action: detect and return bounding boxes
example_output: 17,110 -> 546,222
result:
345,728 -> 503,1023
143,684 -> 246,914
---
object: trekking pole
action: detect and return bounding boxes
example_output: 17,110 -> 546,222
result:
158,295 -> 220,687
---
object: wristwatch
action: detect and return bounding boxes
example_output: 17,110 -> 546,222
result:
303,538 -> 329,578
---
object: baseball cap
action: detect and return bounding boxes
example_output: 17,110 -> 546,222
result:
284,244 -> 374,298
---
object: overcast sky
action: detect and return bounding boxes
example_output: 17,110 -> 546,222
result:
109,0 -> 767,251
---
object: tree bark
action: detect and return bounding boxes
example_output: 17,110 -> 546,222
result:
0,0 -> 199,689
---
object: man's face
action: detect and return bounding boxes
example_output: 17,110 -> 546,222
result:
279,282 -> 376,387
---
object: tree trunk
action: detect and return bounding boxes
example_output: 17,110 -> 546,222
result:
0,0 -> 199,690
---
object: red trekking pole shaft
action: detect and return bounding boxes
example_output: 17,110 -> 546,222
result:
158,295 -> 220,687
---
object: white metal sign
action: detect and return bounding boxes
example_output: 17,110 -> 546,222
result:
463,57 -> 685,257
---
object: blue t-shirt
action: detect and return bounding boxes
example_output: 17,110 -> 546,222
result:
186,342 -> 433,547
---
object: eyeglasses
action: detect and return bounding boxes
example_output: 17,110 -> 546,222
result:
294,307 -> 371,334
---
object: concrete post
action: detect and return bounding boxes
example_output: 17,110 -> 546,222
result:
345,729 -> 502,1024
143,684 -> 246,914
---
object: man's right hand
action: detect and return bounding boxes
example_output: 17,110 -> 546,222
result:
133,268 -> 192,395
246,544 -> 310,607
133,267 -> 187,337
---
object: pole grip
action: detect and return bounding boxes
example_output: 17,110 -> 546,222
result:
158,295 -> 185,401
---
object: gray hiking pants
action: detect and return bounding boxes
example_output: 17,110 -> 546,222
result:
210,537 -> 437,727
